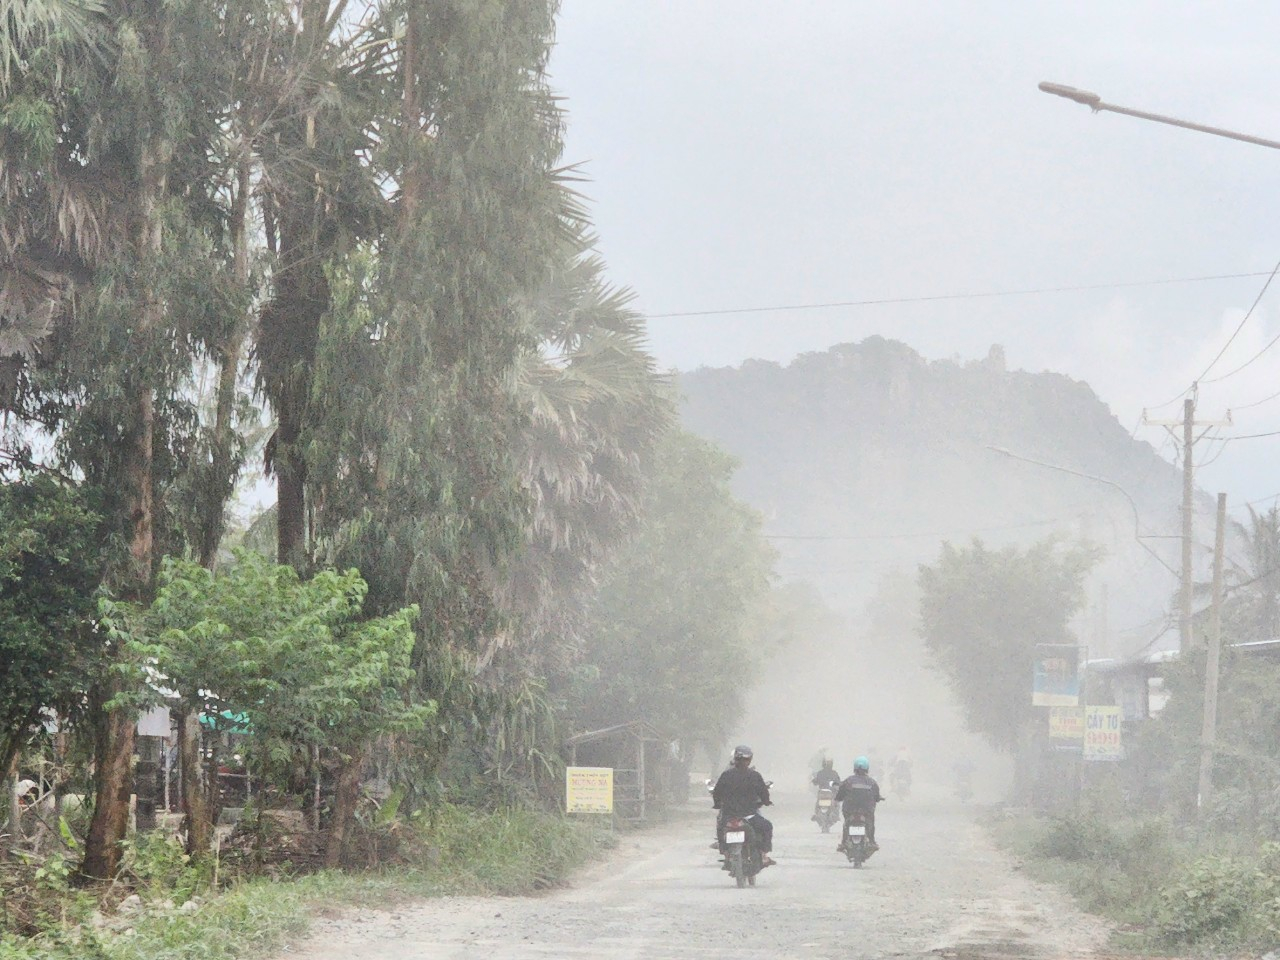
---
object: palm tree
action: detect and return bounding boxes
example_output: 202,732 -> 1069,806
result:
0,0 -> 114,405
1216,505 -> 1280,644
495,230 -> 672,671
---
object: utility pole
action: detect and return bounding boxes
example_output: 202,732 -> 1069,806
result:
1197,492 -> 1227,814
1143,391 -> 1231,653
1181,397 -> 1194,652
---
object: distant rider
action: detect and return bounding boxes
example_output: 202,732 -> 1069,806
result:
812,757 -> 841,790
835,755 -> 883,853
810,757 -> 841,822
890,745 -> 912,794
712,745 -> 776,867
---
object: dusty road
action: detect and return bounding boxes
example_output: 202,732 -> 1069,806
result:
276,793 -> 1109,960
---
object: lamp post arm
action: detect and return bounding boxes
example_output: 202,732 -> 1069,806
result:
1098,102 -> 1280,152
1038,81 -> 1280,152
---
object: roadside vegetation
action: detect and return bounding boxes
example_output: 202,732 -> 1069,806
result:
0,1 -> 804,953
918,515 -> 1280,953
0,806 -> 607,960
995,806 -> 1280,953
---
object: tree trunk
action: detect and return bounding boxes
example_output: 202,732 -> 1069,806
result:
5,751 -> 20,856
276,397 -> 307,568
79,701 -> 136,880
80,137 -> 165,881
177,708 -> 211,856
323,748 -> 363,868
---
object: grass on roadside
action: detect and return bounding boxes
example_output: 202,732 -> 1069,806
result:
990,810 -> 1280,953
0,805 -> 611,960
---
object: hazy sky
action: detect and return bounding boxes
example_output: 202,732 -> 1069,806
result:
549,2 -> 1280,510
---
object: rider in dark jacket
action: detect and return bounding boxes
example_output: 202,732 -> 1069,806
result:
811,757 -> 841,822
712,745 -> 775,864
811,758 -> 842,789
835,755 -> 882,851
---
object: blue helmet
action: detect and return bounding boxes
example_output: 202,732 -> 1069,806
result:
854,756 -> 870,773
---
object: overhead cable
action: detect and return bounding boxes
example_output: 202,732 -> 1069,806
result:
763,518 -> 1063,542
645,270 -> 1275,320
1195,256 -> 1280,382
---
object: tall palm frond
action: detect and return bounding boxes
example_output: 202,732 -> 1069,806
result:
0,0 -> 106,94
486,230 -> 672,670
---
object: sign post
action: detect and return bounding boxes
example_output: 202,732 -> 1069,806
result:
1033,644 -> 1081,706
1049,706 -> 1085,741
1083,706 -> 1123,761
565,766 -> 614,814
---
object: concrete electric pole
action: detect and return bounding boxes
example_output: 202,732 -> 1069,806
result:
1143,392 -> 1231,653
1197,491 -> 1227,815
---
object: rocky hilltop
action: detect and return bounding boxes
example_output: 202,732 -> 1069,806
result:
677,337 -> 1189,655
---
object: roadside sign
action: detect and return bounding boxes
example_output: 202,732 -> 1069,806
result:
1049,706 -> 1084,740
1083,706 -> 1123,761
565,766 -> 614,814
1033,644 -> 1080,706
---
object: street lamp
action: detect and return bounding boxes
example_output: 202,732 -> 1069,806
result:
1038,81 -> 1280,151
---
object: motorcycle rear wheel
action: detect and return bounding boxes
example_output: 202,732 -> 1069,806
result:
730,848 -> 746,888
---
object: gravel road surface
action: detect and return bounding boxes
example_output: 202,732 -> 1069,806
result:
275,794 -> 1110,960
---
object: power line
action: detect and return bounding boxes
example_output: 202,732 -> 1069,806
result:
1196,256 -> 1280,382
1241,491 -> 1280,509
644,270 -> 1276,320
1218,428 -> 1280,441
763,518 -> 1064,542
1232,384 -> 1280,411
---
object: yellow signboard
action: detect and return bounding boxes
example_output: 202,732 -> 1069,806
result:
1083,706 -> 1123,761
565,766 -> 614,814
1049,706 -> 1084,740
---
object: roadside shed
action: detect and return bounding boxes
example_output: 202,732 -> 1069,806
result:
564,721 -> 676,822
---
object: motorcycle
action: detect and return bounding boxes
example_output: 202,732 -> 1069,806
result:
889,769 -> 911,801
841,810 -> 873,867
813,786 -> 840,833
720,814 -> 765,887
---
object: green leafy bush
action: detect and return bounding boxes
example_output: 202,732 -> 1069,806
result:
1031,814 -> 1120,863
122,834 -> 210,906
1151,854 -> 1277,946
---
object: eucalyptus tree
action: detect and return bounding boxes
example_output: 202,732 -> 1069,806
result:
2,0 -> 251,879
302,0 -> 568,783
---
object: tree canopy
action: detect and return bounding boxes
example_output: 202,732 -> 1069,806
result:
917,537 -> 1098,752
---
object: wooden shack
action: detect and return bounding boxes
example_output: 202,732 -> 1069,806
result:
564,720 -> 676,822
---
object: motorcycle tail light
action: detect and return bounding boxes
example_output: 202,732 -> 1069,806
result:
725,818 -> 744,830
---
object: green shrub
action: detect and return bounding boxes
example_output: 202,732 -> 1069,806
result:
1151,855 -> 1270,946
122,834 -> 211,905
1031,814 -> 1120,863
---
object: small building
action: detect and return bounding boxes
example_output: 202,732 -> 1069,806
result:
564,720 -> 677,822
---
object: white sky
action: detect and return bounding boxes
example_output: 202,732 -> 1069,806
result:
549,1 -> 1280,510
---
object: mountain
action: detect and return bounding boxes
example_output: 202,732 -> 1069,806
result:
677,336 -> 1189,654
676,337 -> 1199,785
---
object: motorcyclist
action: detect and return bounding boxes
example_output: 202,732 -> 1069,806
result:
810,757 -> 841,822
889,745 -> 913,795
812,757 -> 841,789
835,755 -> 882,853
712,744 -> 775,867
